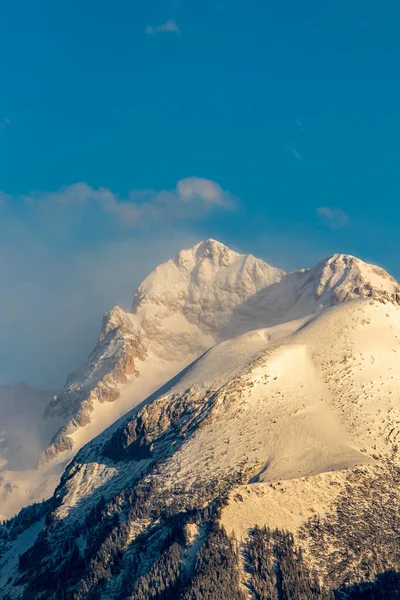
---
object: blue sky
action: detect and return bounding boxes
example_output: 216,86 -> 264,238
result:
1,0 -> 400,386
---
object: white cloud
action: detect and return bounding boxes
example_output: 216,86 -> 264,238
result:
12,177 -> 235,229
146,19 -> 180,35
176,176 -> 234,207
317,206 -> 350,229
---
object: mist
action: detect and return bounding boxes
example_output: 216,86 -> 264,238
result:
0,180 -> 216,388
0,231 -> 201,389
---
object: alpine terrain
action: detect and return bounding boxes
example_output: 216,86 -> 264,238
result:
1,239 -> 400,600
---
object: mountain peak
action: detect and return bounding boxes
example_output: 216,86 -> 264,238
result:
313,252 -> 400,303
4,240 -> 400,596
319,252 -> 371,269
319,251 -> 395,273
194,237 -> 229,251
172,238 -> 240,270
30,239 -> 284,490
192,238 -> 236,258
132,240 -> 285,328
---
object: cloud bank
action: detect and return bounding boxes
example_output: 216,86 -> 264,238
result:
14,176 -> 235,228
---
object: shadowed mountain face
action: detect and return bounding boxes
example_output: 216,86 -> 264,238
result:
2,241 -> 400,599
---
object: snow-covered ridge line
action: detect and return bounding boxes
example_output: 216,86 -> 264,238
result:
39,239 -> 283,464
1,239 -> 399,521
43,243 -> 400,464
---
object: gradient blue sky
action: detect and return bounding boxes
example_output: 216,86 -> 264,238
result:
1,0 -> 400,386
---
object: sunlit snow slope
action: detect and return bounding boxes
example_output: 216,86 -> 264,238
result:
51,295 -> 400,525
1,240 -> 399,522
0,240 -> 283,518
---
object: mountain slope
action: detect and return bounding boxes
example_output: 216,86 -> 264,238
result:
2,295 -> 400,598
1,242 -> 399,522
44,247 -> 400,467
0,240 -> 283,519
43,239 -> 283,454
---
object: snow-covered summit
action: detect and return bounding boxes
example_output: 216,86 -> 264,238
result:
33,241 -> 283,482
312,252 -> 400,303
227,251 -> 400,336
287,251 -> 400,317
42,243 -> 399,468
132,238 -> 284,339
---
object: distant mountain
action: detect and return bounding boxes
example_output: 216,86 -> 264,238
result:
0,383 -> 56,520
0,384 -> 51,470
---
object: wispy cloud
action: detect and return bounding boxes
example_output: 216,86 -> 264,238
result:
294,119 -> 304,132
287,142 -> 301,160
317,206 -> 350,229
146,19 -> 180,35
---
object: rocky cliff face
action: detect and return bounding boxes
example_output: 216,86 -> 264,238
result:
40,308 -> 147,464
